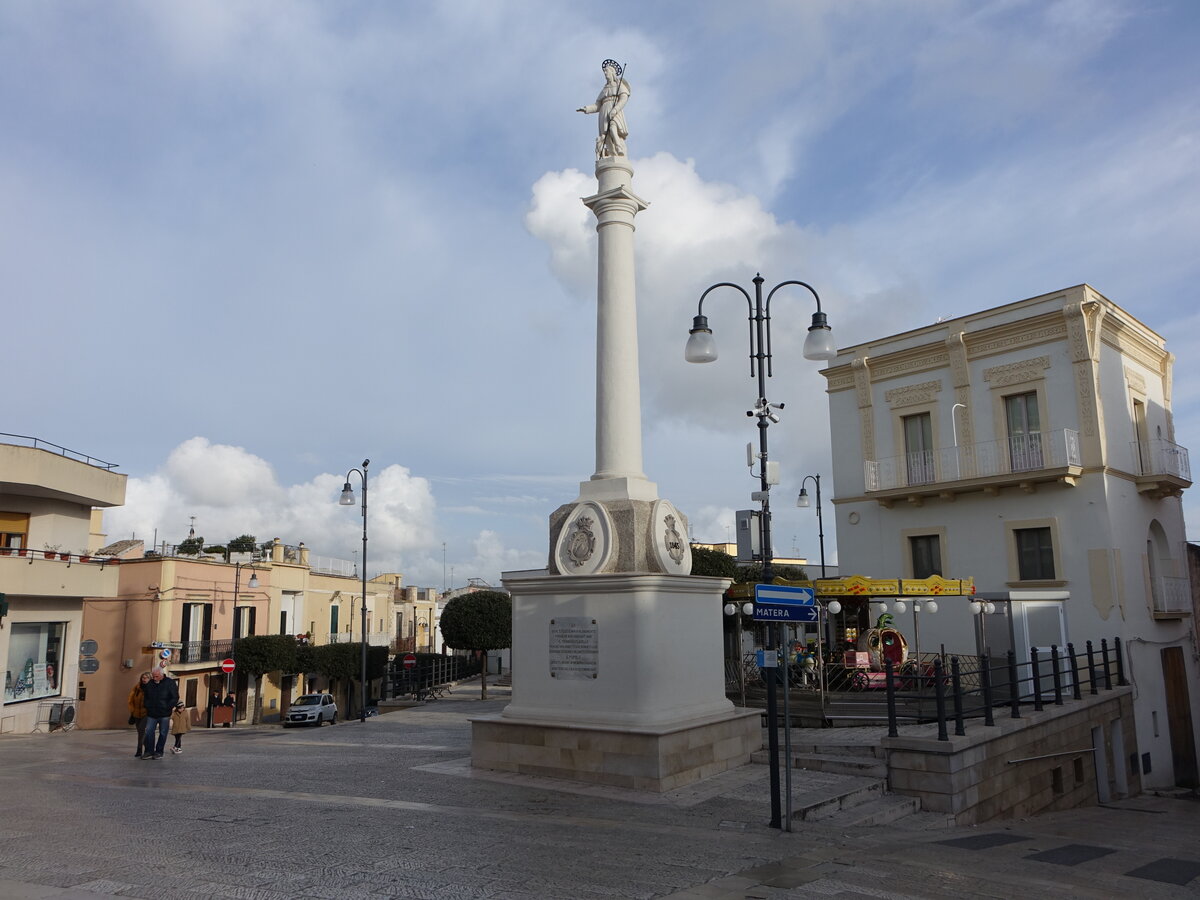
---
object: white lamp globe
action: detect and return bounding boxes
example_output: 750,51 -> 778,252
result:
724,603 -> 736,616
925,600 -> 938,614
827,600 -> 842,615
894,600 -> 907,614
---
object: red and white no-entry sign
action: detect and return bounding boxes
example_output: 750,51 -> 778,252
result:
402,653 -> 417,669
220,658 -> 236,674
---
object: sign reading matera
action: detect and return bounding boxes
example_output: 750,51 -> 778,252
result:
549,617 -> 598,679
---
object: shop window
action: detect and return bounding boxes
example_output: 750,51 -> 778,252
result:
1016,527 -> 1055,580
4,622 -> 65,703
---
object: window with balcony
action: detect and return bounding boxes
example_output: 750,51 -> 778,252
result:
903,413 -> 935,485
909,535 -> 943,579
1015,527 -> 1055,580
1006,392 -> 1043,471
0,512 -> 29,549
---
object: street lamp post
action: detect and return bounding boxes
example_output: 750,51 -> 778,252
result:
229,560 -> 258,722
339,459 -> 370,723
796,474 -> 826,578
685,273 -> 836,830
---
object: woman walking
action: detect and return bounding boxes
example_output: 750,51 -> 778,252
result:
127,672 -> 150,758
170,701 -> 190,754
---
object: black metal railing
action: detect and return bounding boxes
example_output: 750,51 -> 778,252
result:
385,654 -> 482,701
885,637 -> 1128,740
177,639 -> 234,664
0,432 -> 118,469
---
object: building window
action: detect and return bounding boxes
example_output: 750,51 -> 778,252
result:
4,622 -> 65,703
1006,392 -> 1043,471
903,413 -> 935,485
330,605 -> 339,635
280,611 -> 288,635
0,512 -> 29,549
909,535 -> 942,579
234,606 -> 256,639
1015,527 -> 1055,580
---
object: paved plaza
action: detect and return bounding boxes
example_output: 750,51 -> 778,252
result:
1,681 -> 1197,899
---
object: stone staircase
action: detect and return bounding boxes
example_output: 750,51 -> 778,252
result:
751,734 -> 922,827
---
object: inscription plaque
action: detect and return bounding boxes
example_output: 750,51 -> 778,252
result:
549,617 -> 598,679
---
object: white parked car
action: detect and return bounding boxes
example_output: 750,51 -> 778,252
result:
282,693 -> 337,727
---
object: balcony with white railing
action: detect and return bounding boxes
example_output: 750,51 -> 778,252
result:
864,429 -> 1083,505
1149,575 -> 1192,619
1130,439 -> 1192,498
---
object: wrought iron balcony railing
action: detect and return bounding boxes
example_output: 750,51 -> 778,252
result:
1130,439 -> 1191,482
177,639 -> 234,664
1150,575 -> 1192,616
865,429 -> 1081,492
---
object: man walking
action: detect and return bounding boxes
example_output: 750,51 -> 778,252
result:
140,667 -> 178,760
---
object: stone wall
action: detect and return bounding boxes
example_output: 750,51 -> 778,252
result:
882,687 -> 1139,825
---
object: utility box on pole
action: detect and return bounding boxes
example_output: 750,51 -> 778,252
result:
736,510 -> 761,562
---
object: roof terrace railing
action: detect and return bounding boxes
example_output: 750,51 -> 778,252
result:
0,433 -> 118,470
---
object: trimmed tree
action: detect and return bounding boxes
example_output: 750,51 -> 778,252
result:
308,643 -> 388,718
439,590 -> 512,700
690,546 -> 738,579
233,634 -> 298,724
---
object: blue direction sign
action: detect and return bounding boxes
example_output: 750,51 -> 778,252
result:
753,584 -> 818,622
753,603 -> 819,623
754,585 -> 815,606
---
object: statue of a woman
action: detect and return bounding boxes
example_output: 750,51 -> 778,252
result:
577,60 -> 630,160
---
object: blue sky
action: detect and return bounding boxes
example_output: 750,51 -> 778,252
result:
4,1 -> 1199,590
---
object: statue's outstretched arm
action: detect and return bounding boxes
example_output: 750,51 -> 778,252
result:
577,103 -> 598,114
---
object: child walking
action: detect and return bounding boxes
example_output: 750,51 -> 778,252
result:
170,701 -> 191,754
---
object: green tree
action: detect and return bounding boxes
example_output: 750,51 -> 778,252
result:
308,643 -> 388,717
734,561 -> 808,584
228,534 -> 257,553
439,590 -> 512,699
690,546 -> 738,579
177,536 -> 203,555
234,634 -> 298,724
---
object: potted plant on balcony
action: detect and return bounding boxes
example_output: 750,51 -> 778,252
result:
0,546 -> 11,557
43,544 -> 61,560
79,551 -> 92,563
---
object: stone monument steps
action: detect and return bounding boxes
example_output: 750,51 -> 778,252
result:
816,793 -> 922,828
789,751 -> 888,779
788,775 -> 886,821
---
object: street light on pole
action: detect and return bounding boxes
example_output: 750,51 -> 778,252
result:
229,560 -> 259,718
338,459 -> 370,723
795,474 -> 826,578
685,273 -> 836,830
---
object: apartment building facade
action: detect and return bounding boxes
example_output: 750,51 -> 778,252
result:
823,284 -> 1198,789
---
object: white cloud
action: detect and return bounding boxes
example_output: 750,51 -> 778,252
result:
104,438 -> 438,571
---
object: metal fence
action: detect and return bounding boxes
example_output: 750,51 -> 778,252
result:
884,637 -> 1127,741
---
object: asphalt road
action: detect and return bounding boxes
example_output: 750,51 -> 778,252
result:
1,683 -> 1197,899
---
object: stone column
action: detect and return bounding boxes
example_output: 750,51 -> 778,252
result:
579,157 -> 657,504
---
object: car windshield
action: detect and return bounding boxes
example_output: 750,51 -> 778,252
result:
293,695 -> 322,706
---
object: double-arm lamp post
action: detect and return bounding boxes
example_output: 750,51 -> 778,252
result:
685,273 -> 836,830
339,459 -> 370,723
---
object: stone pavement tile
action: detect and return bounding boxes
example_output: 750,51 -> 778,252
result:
1124,858 -> 1200,886
1024,843 -> 1116,866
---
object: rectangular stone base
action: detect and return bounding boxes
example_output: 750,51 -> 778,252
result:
470,708 -> 761,793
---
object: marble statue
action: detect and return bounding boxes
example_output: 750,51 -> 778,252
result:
577,59 -> 630,159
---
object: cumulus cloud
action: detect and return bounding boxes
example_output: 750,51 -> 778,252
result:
104,437 -> 438,570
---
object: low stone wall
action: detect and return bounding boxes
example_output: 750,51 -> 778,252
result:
882,687 -> 1139,825
470,709 -> 761,792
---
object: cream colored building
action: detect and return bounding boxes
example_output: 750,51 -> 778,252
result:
83,539 -> 395,728
0,438 -> 126,734
824,284 -> 1198,789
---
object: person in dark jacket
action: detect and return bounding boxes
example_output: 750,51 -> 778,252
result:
140,667 -> 179,759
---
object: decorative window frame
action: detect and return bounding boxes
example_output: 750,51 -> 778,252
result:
901,526 -> 948,579
1004,517 -> 1066,587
